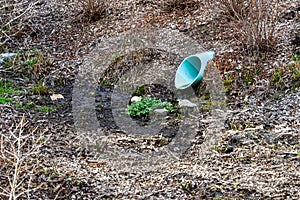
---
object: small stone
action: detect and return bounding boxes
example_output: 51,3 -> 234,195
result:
178,99 -> 197,108
224,146 -> 234,153
0,53 -> 17,64
242,140 -> 254,145
154,108 -> 168,115
131,96 -> 142,103
230,135 -> 240,145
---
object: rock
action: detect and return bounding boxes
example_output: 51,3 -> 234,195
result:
223,146 -> 234,153
0,53 -> 17,64
131,96 -> 142,103
178,99 -> 197,108
154,108 -> 168,115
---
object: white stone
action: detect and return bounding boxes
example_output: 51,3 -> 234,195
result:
0,53 -> 17,64
178,99 -> 197,108
131,96 -> 142,103
154,108 -> 168,114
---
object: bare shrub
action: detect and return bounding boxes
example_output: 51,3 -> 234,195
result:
78,0 -> 106,23
0,115 -> 50,199
216,0 -> 250,20
208,0 -> 279,57
161,0 -> 197,12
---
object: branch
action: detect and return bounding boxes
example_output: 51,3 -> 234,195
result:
1,1 -> 40,29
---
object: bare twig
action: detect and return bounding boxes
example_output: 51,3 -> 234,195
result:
0,0 -> 39,47
2,1 -> 39,29
0,115 -> 51,199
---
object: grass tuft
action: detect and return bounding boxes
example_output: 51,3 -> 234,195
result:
35,106 -> 56,113
79,0 -> 106,23
32,82 -> 48,96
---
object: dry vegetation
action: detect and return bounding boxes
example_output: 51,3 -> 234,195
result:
0,116 -> 50,199
0,0 -> 39,49
210,0 -> 279,56
78,0 -> 107,23
0,0 -> 299,199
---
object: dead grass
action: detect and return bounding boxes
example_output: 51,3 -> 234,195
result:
78,0 -> 107,23
207,0 -> 279,57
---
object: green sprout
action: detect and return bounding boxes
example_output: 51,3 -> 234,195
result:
32,82 -> 48,95
0,80 -> 23,95
292,55 -> 300,61
35,106 -> 56,113
0,97 -> 13,104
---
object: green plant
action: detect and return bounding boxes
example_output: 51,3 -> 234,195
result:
244,71 -> 255,84
0,97 -> 13,104
25,58 -> 38,67
159,139 -> 169,147
290,55 -> 300,81
133,85 -> 146,96
0,80 -> 38,110
23,50 -> 52,80
273,71 -> 283,83
272,69 -> 286,91
224,73 -> 233,92
203,92 -> 211,100
0,81 -> 18,104
181,181 -> 194,192
3,49 -> 52,82
0,80 -> 23,95
290,66 -> 300,81
112,52 -> 122,63
100,78 -> 111,86
245,123 -> 253,129
32,82 -> 48,96
126,97 -> 175,117
0,80 -> 34,109
0,81 -> 25,95
15,101 -> 35,109
206,101 -> 212,107
224,74 -> 233,86
292,55 -> 300,62
35,106 -> 56,113
0,86 -> 16,95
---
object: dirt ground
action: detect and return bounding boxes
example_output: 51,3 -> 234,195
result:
0,0 -> 299,199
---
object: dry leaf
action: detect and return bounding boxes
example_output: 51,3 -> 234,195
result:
50,94 -> 64,101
